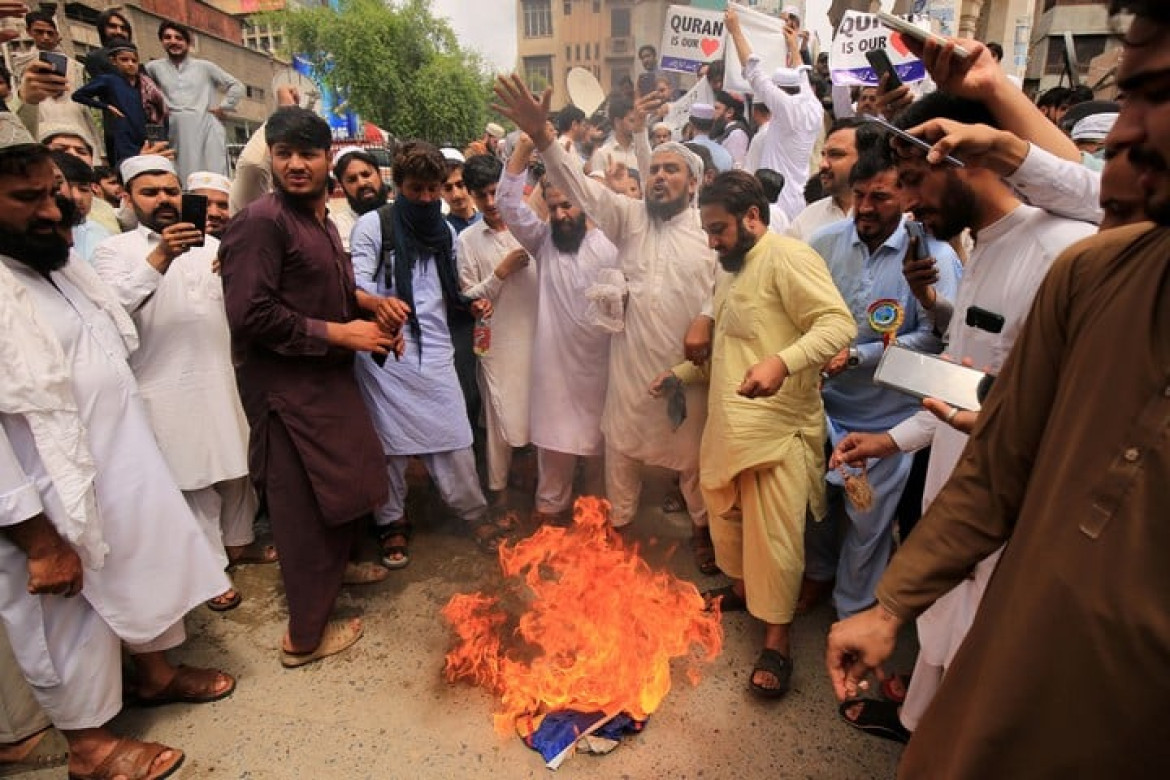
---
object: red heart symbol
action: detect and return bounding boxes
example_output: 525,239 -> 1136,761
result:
700,38 -> 719,57
889,32 -> 910,57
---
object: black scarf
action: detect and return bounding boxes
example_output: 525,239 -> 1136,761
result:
385,197 -> 468,361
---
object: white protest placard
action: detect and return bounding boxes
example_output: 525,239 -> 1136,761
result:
722,2 -> 789,96
662,76 -> 716,134
829,11 -> 928,87
659,4 -> 725,75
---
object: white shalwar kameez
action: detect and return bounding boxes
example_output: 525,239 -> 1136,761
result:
786,196 -> 849,243
92,229 -> 255,568
541,140 -> 718,527
457,219 -> 538,493
144,57 -> 244,180
0,255 -> 228,727
742,55 -> 824,222
496,167 -> 620,513
884,205 -> 1096,730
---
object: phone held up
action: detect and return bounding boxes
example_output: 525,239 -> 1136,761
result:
145,123 -> 168,144
864,48 -> 903,91
903,219 -> 931,260
863,114 -> 965,168
181,193 -> 208,248
874,344 -> 986,412
38,51 -> 69,78
875,12 -> 972,61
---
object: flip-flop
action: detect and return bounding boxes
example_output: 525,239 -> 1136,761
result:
749,648 -> 793,699
0,727 -> 68,778
343,561 -> 391,584
838,698 -> 911,743
281,619 -> 364,669
66,738 -> 184,780
206,588 -> 242,612
226,543 -> 278,568
132,665 -> 236,707
702,584 -> 747,613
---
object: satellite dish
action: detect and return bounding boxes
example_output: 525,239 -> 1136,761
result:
566,67 -> 605,116
271,69 -> 321,113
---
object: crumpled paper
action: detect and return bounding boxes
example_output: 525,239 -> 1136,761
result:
584,269 -> 627,333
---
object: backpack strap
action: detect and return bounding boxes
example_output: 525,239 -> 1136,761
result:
373,203 -> 396,288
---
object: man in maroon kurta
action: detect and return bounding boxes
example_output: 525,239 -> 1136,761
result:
219,107 -> 406,666
825,3 -> 1170,776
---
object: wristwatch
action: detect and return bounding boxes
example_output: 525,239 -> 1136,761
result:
846,346 -> 861,369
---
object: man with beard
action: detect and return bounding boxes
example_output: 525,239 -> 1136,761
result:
40,130 -> 122,235
350,140 -> 506,568
826,92 -> 1094,743
787,117 -> 870,242
497,133 -> 620,521
494,73 -> 721,572
826,2 -> 1170,772
145,21 -> 243,179
651,170 -> 854,697
457,154 -> 538,510
220,107 -> 402,666
0,113 -> 231,780
806,151 -> 961,621
330,146 -> 388,251
93,154 -> 264,613
184,171 -> 230,238
49,150 -> 112,262
685,103 -> 734,173
91,165 -> 123,209
714,90 -> 750,169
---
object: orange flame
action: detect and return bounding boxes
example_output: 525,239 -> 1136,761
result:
441,496 -> 723,734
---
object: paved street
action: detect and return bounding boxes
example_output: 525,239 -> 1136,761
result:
18,468 -> 912,779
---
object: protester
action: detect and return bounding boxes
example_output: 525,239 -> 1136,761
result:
685,103 -> 733,172
220,107 -> 401,667
744,100 -> 771,172
786,118 -> 866,241
457,154 -> 538,510
0,113 -> 232,779
440,148 -> 479,233
71,39 -> 167,170
714,90 -> 749,168
494,73 -> 720,573
754,168 -> 789,234
48,150 -> 110,262
804,151 -> 961,619
349,140 -> 512,565
91,164 -> 123,208
12,9 -> 102,162
83,9 -> 133,80
186,170 -> 231,238
39,128 -> 122,235
330,146 -> 390,250
656,171 -> 854,697
725,7 -> 823,221
825,4 -> 1168,772
146,21 -> 243,179
589,95 -> 640,176
650,121 -> 672,148
555,105 -> 589,166
93,154 -> 266,613
496,134 -> 620,521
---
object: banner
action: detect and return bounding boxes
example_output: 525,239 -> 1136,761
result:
829,11 -> 928,87
293,55 -> 360,140
722,2 -> 789,95
662,76 -> 716,133
659,4 -> 725,75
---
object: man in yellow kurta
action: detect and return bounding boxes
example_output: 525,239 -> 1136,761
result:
654,171 -> 856,698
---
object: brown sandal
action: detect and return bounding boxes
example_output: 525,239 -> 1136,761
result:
67,737 -> 184,780
376,521 -> 411,569
132,665 -> 236,707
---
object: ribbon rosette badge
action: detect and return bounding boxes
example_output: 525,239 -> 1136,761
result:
867,298 -> 904,348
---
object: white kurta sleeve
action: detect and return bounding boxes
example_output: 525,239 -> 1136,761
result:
90,236 -> 163,313
0,423 -> 44,527
350,211 -> 383,294
543,139 -> 637,248
1006,143 -> 1102,225
456,230 -> 504,301
205,61 -> 244,112
888,409 -> 939,453
496,169 -> 548,256
634,129 -> 653,185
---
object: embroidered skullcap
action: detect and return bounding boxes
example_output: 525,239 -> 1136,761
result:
440,147 -> 465,164
689,103 -> 716,121
186,171 -> 230,194
485,122 -> 506,139
771,68 -> 803,88
1070,113 -> 1118,142
120,154 -> 176,185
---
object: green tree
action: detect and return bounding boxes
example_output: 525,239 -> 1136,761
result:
270,0 -> 495,145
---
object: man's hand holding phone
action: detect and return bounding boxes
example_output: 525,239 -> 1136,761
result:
17,59 -> 67,105
149,223 -> 203,271
902,223 -> 939,310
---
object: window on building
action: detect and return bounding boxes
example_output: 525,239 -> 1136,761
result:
585,43 -> 590,61
564,0 -> 572,15
592,0 -> 600,12
246,85 -> 266,100
566,45 -> 572,61
1043,33 -> 1108,76
575,44 -> 581,60
611,7 -> 630,37
524,55 -> 554,92
523,0 -> 553,38
594,42 -> 600,59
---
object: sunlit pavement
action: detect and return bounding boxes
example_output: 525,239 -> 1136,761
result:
19,467 -> 912,779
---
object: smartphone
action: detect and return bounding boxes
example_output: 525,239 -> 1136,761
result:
863,114 -> 965,168
181,193 -> 208,247
965,305 -> 1005,334
903,220 -> 931,259
38,51 -> 69,78
876,12 -> 971,61
865,49 -> 903,91
145,123 -> 168,144
874,344 -> 985,411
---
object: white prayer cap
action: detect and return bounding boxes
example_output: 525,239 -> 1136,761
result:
485,122 -> 506,139
1071,112 -> 1118,142
771,68 -> 803,88
37,122 -> 90,148
331,145 -> 368,170
186,171 -> 230,194
782,4 -> 800,20
120,154 -> 176,185
651,122 -> 672,134
440,147 -> 465,164
0,113 -> 35,149
689,102 -> 716,121
652,141 -> 704,185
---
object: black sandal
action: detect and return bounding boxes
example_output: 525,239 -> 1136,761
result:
376,521 -> 411,570
838,698 -> 911,743
749,648 -> 793,699
690,528 -> 720,575
702,584 -> 747,613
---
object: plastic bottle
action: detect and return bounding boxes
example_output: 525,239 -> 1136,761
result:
473,315 -> 492,356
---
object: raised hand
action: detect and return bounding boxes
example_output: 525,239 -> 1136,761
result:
492,74 -> 554,149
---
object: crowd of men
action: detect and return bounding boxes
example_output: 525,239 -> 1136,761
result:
1,0 -> 1167,778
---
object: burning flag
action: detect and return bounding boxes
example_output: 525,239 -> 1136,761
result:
442,496 -> 723,758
